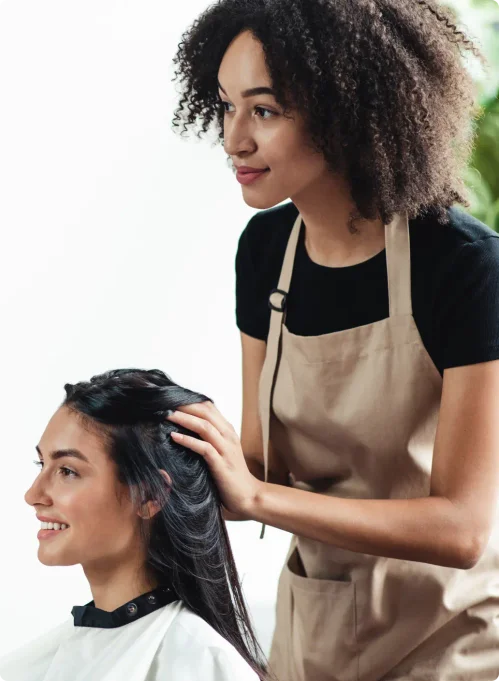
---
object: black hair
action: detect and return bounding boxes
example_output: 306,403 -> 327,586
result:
172,0 -> 483,225
63,368 -> 268,680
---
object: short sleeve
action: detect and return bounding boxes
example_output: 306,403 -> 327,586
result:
235,218 -> 270,341
438,235 -> 499,370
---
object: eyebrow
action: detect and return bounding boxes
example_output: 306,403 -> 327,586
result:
217,81 -> 276,99
35,445 -> 90,464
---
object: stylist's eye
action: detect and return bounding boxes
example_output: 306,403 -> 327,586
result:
255,106 -> 276,120
33,460 -> 43,469
220,100 -> 234,114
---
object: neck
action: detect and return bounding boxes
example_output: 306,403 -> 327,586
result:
83,552 -> 157,612
292,172 -> 386,267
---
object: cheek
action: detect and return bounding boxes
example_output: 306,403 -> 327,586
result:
77,487 -> 134,533
265,127 -> 325,177
37,481 -> 141,567
56,485 -> 105,525
61,485 -> 137,546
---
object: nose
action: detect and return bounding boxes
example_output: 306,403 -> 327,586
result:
25,471 -> 52,508
223,112 -> 257,158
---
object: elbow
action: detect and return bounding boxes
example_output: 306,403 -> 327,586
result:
449,529 -> 488,570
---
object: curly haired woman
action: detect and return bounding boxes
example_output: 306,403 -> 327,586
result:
170,2 -> 499,679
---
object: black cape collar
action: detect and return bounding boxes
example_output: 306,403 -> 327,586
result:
71,585 -> 178,629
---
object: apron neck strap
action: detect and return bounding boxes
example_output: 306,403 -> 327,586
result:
276,212 -> 413,317
258,214 -> 302,538
258,211 -> 412,538
276,213 -> 303,293
385,212 -> 412,317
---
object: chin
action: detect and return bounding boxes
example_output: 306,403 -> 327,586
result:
242,191 -> 287,210
38,549 -> 76,567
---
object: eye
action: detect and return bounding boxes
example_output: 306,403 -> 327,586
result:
33,460 -> 43,469
59,467 -> 78,479
255,106 -> 276,120
220,100 -> 234,114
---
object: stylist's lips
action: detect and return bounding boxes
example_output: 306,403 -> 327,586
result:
236,165 -> 270,185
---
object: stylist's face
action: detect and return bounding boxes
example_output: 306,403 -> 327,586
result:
218,30 -> 329,209
25,407 -> 141,569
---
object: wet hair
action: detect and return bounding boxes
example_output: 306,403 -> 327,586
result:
63,368 -> 268,680
172,0 -> 483,225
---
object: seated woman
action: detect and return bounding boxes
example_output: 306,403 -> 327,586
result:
0,368 -> 267,681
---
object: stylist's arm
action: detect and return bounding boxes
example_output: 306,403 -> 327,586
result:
168,352 -> 499,570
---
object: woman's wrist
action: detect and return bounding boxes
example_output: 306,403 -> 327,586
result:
239,478 -> 267,520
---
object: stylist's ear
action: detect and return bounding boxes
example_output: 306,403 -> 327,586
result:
137,470 -> 172,520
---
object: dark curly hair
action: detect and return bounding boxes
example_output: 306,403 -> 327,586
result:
172,0 -> 484,225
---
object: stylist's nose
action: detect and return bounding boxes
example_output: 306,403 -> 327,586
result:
223,114 -> 256,158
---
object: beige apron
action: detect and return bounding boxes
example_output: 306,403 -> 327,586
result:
258,212 -> 499,681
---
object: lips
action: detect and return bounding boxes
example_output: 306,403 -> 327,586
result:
36,514 -> 70,539
37,515 -> 68,525
37,527 -> 69,541
235,166 -> 270,186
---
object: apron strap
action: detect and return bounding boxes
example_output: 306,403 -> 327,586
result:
385,213 -> 412,317
258,213 -> 302,538
257,211 -> 411,538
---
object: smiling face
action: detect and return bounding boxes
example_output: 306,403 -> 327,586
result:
218,30 -> 330,209
25,406 -> 143,569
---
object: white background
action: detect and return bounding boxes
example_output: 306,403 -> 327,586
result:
2,0 -> 496,664
0,0 -> 291,658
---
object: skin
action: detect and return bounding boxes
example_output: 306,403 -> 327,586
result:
219,30 -> 386,266
25,406 -> 166,612
167,31 -> 499,570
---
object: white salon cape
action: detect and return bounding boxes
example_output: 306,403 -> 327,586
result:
0,589 -> 260,681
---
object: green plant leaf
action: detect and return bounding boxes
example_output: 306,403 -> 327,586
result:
471,95 -> 499,198
485,197 -> 499,232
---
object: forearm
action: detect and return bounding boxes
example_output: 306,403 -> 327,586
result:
222,507 -> 248,521
247,483 -> 481,568
223,458 -> 287,521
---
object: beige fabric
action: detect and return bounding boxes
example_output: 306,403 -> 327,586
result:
258,213 -> 499,681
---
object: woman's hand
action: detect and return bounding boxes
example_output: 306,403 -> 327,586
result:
167,401 -> 263,517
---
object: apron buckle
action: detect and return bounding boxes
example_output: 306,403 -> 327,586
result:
268,288 -> 287,313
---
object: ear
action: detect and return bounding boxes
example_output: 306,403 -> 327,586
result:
137,469 -> 172,520
158,469 -> 172,487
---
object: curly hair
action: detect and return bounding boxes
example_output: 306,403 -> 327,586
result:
172,0 -> 484,225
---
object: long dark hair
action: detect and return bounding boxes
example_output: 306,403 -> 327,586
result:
63,368 -> 268,680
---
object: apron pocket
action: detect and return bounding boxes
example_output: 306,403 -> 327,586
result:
277,546 -> 359,681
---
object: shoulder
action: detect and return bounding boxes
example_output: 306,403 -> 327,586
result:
444,206 -> 498,244
409,206 -> 499,289
410,208 -> 499,371
446,207 -> 499,268
410,206 -> 499,256
0,619 -> 73,681
156,604 -> 259,681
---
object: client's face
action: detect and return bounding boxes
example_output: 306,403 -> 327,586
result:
25,406 -> 141,569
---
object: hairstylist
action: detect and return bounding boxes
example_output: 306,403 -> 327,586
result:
168,2 -> 499,680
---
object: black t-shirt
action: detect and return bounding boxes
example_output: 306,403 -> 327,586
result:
235,202 -> 499,375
